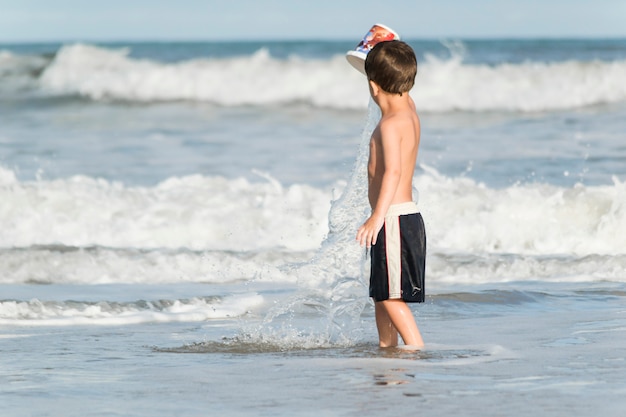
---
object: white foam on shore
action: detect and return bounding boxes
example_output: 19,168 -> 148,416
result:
0,293 -> 264,326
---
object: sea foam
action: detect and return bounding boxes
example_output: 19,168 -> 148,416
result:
2,163 -> 626,287
2,165 -> 624,256
0,293 -> 264,326
0,168 -> 331,252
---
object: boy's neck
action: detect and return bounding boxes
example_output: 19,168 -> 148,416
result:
376,91 -> 411,115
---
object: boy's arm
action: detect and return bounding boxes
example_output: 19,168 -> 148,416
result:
356,121 -> 402,247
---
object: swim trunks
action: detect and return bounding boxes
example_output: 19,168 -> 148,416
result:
369,202 -> 426,303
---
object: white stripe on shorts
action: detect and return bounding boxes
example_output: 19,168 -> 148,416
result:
384,202 -> 419,299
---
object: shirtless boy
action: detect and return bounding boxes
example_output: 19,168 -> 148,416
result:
355,40 -> 426,348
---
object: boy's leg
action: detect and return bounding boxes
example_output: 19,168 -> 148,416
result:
378,300 -> 424,347
375,302 -> 399,347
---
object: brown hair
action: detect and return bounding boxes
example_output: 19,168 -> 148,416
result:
365,40 -> 417,95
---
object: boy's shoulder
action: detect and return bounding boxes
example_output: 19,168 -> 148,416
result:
379,108 -> 418,131
377,107 -> 420,148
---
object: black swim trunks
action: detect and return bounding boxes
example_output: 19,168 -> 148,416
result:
369,202 -> 426,303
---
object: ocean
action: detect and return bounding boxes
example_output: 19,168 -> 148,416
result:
1,38 -> 626,416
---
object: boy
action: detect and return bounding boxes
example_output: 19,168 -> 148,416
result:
355,40 -> 426,348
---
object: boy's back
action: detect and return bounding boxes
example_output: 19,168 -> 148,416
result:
367,98 -> 420,210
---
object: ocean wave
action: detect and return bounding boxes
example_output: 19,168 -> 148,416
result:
0,49 -> 49,93
2,165 -> 625,256
37,44 -> 367,109
1,245 -> 624,286
416,166 -> 626,256
0,293 -> 264,326
0,245 -> 302,285
4,43 -> 626,111
0,167 -> 332,252
2,166 -> 626,286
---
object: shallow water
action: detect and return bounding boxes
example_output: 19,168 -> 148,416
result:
3,281 -> 625,416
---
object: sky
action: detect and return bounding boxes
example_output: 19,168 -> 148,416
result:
1,0 -> 625,42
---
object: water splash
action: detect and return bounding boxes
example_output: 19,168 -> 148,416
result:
240,101 -> 381,348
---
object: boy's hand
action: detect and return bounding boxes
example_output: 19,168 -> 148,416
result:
356,215 -> 385,248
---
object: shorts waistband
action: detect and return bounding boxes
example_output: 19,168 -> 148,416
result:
385,202 -> 419,218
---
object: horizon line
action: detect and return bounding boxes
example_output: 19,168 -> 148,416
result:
2,34 -> 626,45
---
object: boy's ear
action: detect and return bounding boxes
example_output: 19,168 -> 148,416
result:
369,80 -> 380,97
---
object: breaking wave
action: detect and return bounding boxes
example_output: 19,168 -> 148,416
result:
3,43 -> 626,111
